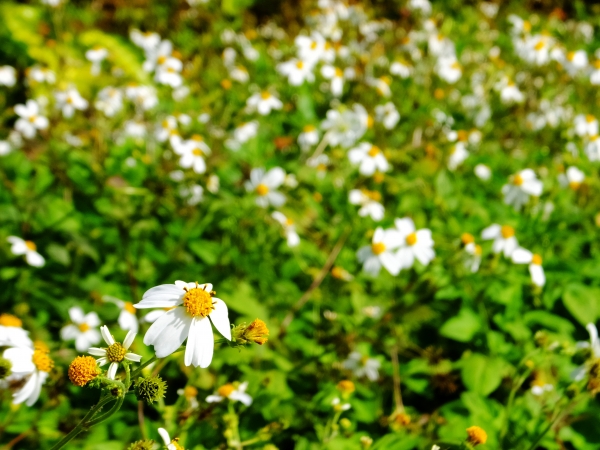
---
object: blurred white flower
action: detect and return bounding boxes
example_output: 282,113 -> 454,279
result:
206,381 -> 252,406
558,166 -> 584,190
349,189 -> 384,221
474,164 -> 492,180
395,218 -> 435,269
348,143 -> 389,176
60,307 -> 101,352
481,224 -> 518,258
85,47 -> 108,75
501,169 -> 543,211
14,100 -> 48,138
298,125 -> 319,150
356,227 -> 402,276
277,59 -> 315,85
511,248 -> 545,286
0,314 -> 32,348
343,351 -> 380,381
245,167 -> 286,208
3,345 -> 52,406
272,211 -> 300,247
0,66 -> 16,87
7,236 -> 45,267
375,102 -> 400,130
55,87 -> 89,118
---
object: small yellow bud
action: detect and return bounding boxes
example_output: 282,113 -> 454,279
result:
466,426 -> 487,446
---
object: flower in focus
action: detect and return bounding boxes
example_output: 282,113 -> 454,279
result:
511,247 -> 545,286
271,211 -> 300,247
6,236 -> 45,267
3,344 -> 53,406
206,381 -> 252,406
349,189 -> 385,221
68,355 -> 100,387
395,218 -> 435,269
134,281 -> 231,368
0,314 -> 32,348
60,306 -> 102,352
245,167 -> 287,208
158,428 -> 184,450
343,351 -> 380,381
501,169 -> 543,210
348,143 -> 389,176
356,227 -> 402,276
88,326 -> 142,379
14,100 -> 48,138
481,224 -> 518,258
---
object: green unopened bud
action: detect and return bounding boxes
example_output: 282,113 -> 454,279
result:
128,440 -> 154,450
340,418 -> 352,429
0,357 -> 12,379
135,375 -> 167,404
232,319 -> 270,345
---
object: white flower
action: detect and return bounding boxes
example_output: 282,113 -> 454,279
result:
498,79 -> 524,104
178,135 -> 211,174
558,166 -> 585,190
207,174 -> 220,193
103,296 -> 139,333
155,58 -> 183,88
245,167 -> 286,208
356,227 -> 403,276
142,39 -> 174,72
0,65 -> 16,87
481,224 -> 518,257
7,236 -> 45,267
26,66 -> 55,84
348,189 -> 384,221
436,57 -> 462,84
298,125 -> 319,150
130,30 -> 161,53
271,212 -> 300,247
14,100 -> 48,138
574,114 -> 598,137
464,241 -> 482,273
134,281 -> 231,368
88,326 -> 142,379
60,307 -> 102,351
277,59 -> 315,85
448,142 -> 469,171
54,87 -> 88,118
563,50 -> 588,76
246,91 -> 283,115
85,47 -> 108,75
331,397 -> 351,411
395,218 -> 435,269
0,314 -> 32,348
585,135 -> 600,161
179,184 -> 204,206
321,65 -> 347,96
531,382 -> 553,396
321,107 -> 367,148
158,428 -> 183,450
95,87 -> 123,117
177,386 -> 199,409
125,84 -> 158,111
3,345 -> 53,406
474,164 -> 492,181
390,61 -> 412,78
375,102 -> 400,130
226,121 -> 259,150
348,143 -> 389,176
366,76 -> 392,98
295,33 -> 326,63
206,381 -> 252,406
343,351 -> 380,381
590,61 -> 600,85
511,248 -> 545,287
501,169 -> 543,211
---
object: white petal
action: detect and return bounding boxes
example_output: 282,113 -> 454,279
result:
158,428 -> 171,445
68,307 -> 85,324
209,298 -> 231,340
88,348 -> 107,357
481,224 -> 501,240
263,167 -> 286,188
3,348 -> 35,374
529,264 -> 546,286
380,252 -> 401,276
135,284 -> 184,309
100,325 -> 115,346
13,372 -> 38,405
60,324 -> 80,341
125,352 -> 142,362
511,247 -> 533,264
144,308 -> 191,358
184,317 -> 200,366
123,330 -> 136,349
25,251 -> 45,267
85,312 -> 101,327
107,362 -> 118,380
394,218 -> 416,236
197,317 -> 214,368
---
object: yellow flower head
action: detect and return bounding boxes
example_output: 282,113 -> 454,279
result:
466,426 -> 487,446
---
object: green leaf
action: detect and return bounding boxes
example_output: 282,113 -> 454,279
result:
563,284 -> 600,326
440,308 -> 481,342
461,353 -> 504,396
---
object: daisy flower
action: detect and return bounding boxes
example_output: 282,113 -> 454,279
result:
178,135 -> 211,174
0,314 -> 33,348
374,102 -> 400,130
3,344 -> 53,406
348,189 -> 384,221
320,65 -> 347,97
501,169 -> 543,211
7,236 -> 45,267
54,87 -> 89,118
356,227 -> 402,276
461,233 -> 482,273
390,60 -> 412,78
88,326 -> 142,379
60,307 -> 102,352
177,385 -> 199,409
481,224 -> 518,257
95,87 -> 124,117
134,281 -> 231,368
574,114 -> 598,137
244,167 -> 286,208
348,143 -> 389,176
158,428 -> 183,450
436,57 -> 462,84
343,351 -> 380,381
271,211 -> 300,247
558,166 -> 585,191
14,100 -> 48,139
246,91 -> 283,115
277,59 -> 315,85
206,381 -> 252,406
511,248 -> 545,287
394,218 -> 435,269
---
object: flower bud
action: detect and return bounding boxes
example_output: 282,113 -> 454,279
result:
232,319 -> 270,345
340,418 -> 352,429
135,376 -> 167,404
127,440 -> 154,450
68,356 -> 100,387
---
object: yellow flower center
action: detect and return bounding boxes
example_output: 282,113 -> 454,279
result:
217,383 -> 236,398
594,60 -> 600,69
501,225 -> 515,238
310,42 -> 318,50
261,91 -> 271,99
28,115 -> 37,123
256,183 -> 269,196
474,244 -> 482,255
335,67 -> 343,77
0,314 -> 22,327
406,232 -> 417,246
192,134 -> 203,141
567,51 -> 575,62
79,323 -> 90,332
296,60 -> 304,69
303,125 -> 316,132
124,302 -> 136,314
68,355 -> 100,387
461,233 -> 475,245
157,55 -> 167,65
337,380 -> 355,394
170,438 -> 185,450
586,114 -> 595,123
569,181 -> 581,190
367,115 -> 374,128
192,149 -> 203,156
534,40 -> 545,51
451,61 -> 461,70
371,242 -> 386,255
243,318 -> 269,345
32,348 -> 54,373
368,145 -> 380,157
106,342 -> 126,363
523,21 -> 531,32
183,386 -> 198,398
532,254 -> 543,265
513,174 -> 524,186
363,189 -> 382,202
466,426 -> 487,446
182,286 -> 214,318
